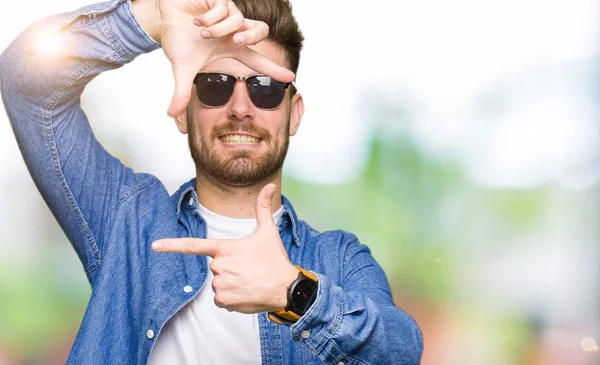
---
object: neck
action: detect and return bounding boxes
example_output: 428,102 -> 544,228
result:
195,171 -> 283,219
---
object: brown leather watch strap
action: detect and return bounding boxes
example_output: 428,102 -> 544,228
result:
267,310 -> 300,324
296,266 -> 318,282
268,266 -> 318,324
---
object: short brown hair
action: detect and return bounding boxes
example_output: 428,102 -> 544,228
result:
233,0 -> 304,74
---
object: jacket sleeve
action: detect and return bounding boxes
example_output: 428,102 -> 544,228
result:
0,0 -> 161,283
291,238 -> 424,365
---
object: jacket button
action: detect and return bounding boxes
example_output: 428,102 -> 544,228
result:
188,197 -> 194,206
184,285 -> 193,293
337,362 -> 345,365
146,330 -> 154,339
301,330 -> 310,339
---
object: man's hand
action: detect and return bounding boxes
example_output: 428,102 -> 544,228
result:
151,184 -> 299,314
132,0 -> 295,117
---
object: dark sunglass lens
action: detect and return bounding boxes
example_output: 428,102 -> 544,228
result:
247,76 -> 286,109
196,73 -> 235,107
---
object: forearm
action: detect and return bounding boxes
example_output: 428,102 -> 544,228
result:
131,0 -> 161,42
293,277 -> 422,364
0,0 -> 160,280
291,243 -> 423,365
0,0 -> 160,105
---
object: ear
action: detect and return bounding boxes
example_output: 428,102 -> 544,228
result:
289,93 -> 304,136
174,110 -> 188,134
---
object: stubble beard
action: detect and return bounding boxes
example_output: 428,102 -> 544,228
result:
188,117 -> 290,187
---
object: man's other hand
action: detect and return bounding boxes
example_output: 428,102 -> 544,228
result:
132,0 -> 295,118
151,184 -> 299,314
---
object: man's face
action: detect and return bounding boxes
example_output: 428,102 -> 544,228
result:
179,41 -> 303,187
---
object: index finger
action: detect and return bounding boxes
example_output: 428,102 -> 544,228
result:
152,238 -> 225,257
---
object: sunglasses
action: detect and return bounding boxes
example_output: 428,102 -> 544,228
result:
193,73 -> 295,110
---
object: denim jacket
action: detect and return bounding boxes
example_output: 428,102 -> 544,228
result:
0,1 -> 423,364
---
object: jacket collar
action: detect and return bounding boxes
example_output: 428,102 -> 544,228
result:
171,178 -> 302,247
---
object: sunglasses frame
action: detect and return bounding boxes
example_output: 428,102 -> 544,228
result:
193,72 -> 296,110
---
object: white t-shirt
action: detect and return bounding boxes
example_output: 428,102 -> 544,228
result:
149,203 -> 284,364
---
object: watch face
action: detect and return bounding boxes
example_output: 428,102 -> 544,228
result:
290,279 -> 317,315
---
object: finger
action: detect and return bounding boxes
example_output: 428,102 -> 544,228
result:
214,292 -> 234,311
214,296 -> 224,308
214,294 -> 226,309
151,238 -> 223,257
167,63 -> 197,118
232,19 -> 269,46
194,0 -> 229,29
201,1 -> 245,39
233,47 -> 296,83
211,272 -> 221,292
255,183 -> 276,229
209,259 -> 222,275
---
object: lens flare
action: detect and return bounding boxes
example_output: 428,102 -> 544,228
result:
581,336 -> 598,352
36,32 -> 64,57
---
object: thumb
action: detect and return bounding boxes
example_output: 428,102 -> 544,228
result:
234,46 -> 296,83
167,63 -> 197,118
255,183 -> 276,230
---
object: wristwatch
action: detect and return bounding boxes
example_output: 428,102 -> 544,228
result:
268,266 -> 318,324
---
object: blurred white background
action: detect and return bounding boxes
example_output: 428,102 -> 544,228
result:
1,0 -> 599,364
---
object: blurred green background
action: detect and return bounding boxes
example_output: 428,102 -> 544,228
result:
1,0 -> 599,364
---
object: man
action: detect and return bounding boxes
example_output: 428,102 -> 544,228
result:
0,0 -> 423,363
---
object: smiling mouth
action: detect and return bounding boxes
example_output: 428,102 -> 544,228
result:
219,134 -> 262,144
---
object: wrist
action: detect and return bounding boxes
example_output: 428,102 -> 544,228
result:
268,266 -> 319,324
131,0 -> 162,43
272,265 -> 300,312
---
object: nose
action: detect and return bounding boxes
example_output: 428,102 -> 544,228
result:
227,80 -> 254,121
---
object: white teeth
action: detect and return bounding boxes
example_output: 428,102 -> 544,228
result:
221,134 -> 261,144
